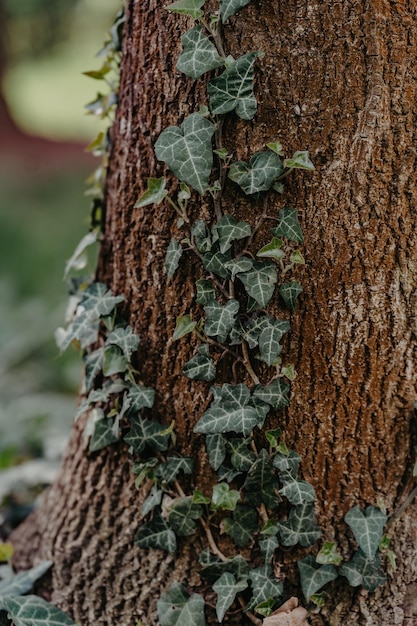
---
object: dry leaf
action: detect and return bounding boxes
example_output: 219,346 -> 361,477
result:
263,597 -> 310,626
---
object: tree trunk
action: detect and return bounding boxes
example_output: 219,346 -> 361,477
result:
11,1 -> 417,625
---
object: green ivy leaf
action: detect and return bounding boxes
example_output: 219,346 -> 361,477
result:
64,229 -> 98,279
204,299 -> 239,342
167,496 -> 203,536
298,556 -> 338,601
344,506 -> 387,560
258,324 -> 285,366
89,416 -> 119,452
134,177 -> 168,208
220,0 -> 251,22
284,150 -> 315,171
228,438 -> 256,471
57,312 -> 99,351
84,347 -> 104,391
192,220 -> 212,253
242,449 -> 280,510
272,207 -> 303,243
177,26 -> 224,79
142,485 -> 163,516
277,502 -> 321,547
102,344 -> 127,376
196,279 -> 216,304
80,282 -> 125,318
124,416 -> 170,453
200,554 -> 249,584
252,379 -> 290,411
135,511 -> 177,554
155,456 -> 194,482
212,215 -> 251,253
172,315 -> 196,341
266,141 -> 284,156
213,573 -> 248,622
211,483 -> 241,511
290,250 -> 305,265
166,0 -> 205,18
256,237 -> 285,261
0,562 -> 51,597
192,490 -> 211,505
241,315 -> 273,348
279,281 -> 303,310
272,449 -> 301,480
316,541 -> 343,566
202,249 -> 232,279
157,583 -> 205,626
238,262 -> 277,308
223,505 -> 258,547
166,240 -> 183,280
194,384 -> 260,435
280,480 -> 316,505
229,150 -> 283,195
340,550 -> 386,591
208,52 -> 261,120
127,384 -> 155,412
224,256 -> 254,280
1,595 -> 77,626
247,565 -> 283,610
183,345 -> 216,381
155,113 -> 215,194
259,536 -> 279,563
206,433 -> 227,470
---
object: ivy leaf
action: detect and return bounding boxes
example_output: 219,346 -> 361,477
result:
284,150 -> 315,171
80,282 -> 125,318
196,279 -> 216,304
272,449 -> 301,479
344,506 -> 387,559
228,438 -> 256,471
64,230 -> 98,279
127,384 -> 155,412
242,449 -> 280,510
134,177 -> 168,208
259,536 -> 279,563
224,256 -> 254,280
252,379 -> 290,411
229,150 -> 284,195
194,384 -> 260,435
192,220 -> 212,253
155,456 -> 194,482
200,554 -> 249,584
157,583 -> 205,626
155,113 -> 215,194
256,237 -> 285,261
298,556 -> 338,601
142,485 -> 163,516
208,52 -> 261,120
172,315 -> 196,341
204,299 -> 239,342
241,315 -> 272,348
211,483 -> 241,511
247,565 -> 283,610
167,497 -> 203,536
202,247 -> 232,279
0,562 -> 51,597
1,595 -> 77,626
166,240 -> 183,280
316,541 -> 343,566
206,433 -> 227,470
165,0 -> 205,19
102,345 -> 127,376
220,0 -> 251,22
280,480 -> 316,505
238,262 -> 277,308
84,347 -> 104,392
272,207 -> 303,243
223,505 -> 258,547
177,26 -> 224,79
135,511 -> 177,554
213,573 -> 248,622
340,550 -> 386,591
279,281 -> 303,310
124,416 -> 170,453
217,465 -> 242,483
89,417 -> 119,452
183,344 -> 216,381
212,215 -> 251,253
258,324 -> 284,366
106,325 -> 139,360
57,312 -> 99,351
277,503 -> 321,547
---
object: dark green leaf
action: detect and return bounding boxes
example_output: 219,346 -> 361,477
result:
340,549 -> 386,590
135,511 -> 177,553
228,438 -> 256,471
277,503 -> 321,547
238,262 -> 277,308
252,379 -> 290,410
200,554 -> 249,584
196,279 -> 216,304
242,450 -> 280,510
344,506 -> 387,559
213,573 -> 248,622
223,505 -> 258,547
229,150 -> 284,195
272,449 -> 301,479
204,299 -> 239,342
206,433 -> 227,470
177,26 -> 224,79
155,113 -> 215,194
224,256 -> 254,280
167,497 -> 203,536
208,52 -> 261,120
280,480 -> 316,505
256,237 -> 285,261
211,483 -> 240,511
124,416 -> 170,453
166,240 -> 183,279
183,344 -> 216,381
192,220 -> 211,253
142,486 -> 163,516
80,282 -> 125,318
102,345 -> 127,376
155,456 -> 194,482
272,207 -> 303,243
172,315 -> 196,341
84,348 -> 104,392
0,562 -> 51,598
127,384 -> 155,412
194,384 -> 260,435
212,215 -> 251,253
298,556 -> 338,600
279,281 -> 303,310
259,536 -> 279,564
89,417 -> 119,452
220,0 -> 251,22
247,565 -> 283,610
157,583 -> 205,626
166,0 -> 205,19
202,249 -> 232,279
134,177 -> 168,208
2,595 -> 76,626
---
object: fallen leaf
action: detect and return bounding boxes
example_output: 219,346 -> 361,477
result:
263,597 -> 310,626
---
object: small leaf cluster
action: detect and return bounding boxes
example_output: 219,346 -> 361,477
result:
0,550 -> 76,626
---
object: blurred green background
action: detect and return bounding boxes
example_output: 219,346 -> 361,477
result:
0,0 -> 117,507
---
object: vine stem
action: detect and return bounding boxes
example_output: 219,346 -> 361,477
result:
388,483 -> 417,526
237,597 -> 262,626
242,340 -> 261,385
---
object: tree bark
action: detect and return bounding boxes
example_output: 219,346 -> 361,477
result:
11,1 -> 417,625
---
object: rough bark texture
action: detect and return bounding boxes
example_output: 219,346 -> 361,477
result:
11,1 -> 417,625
